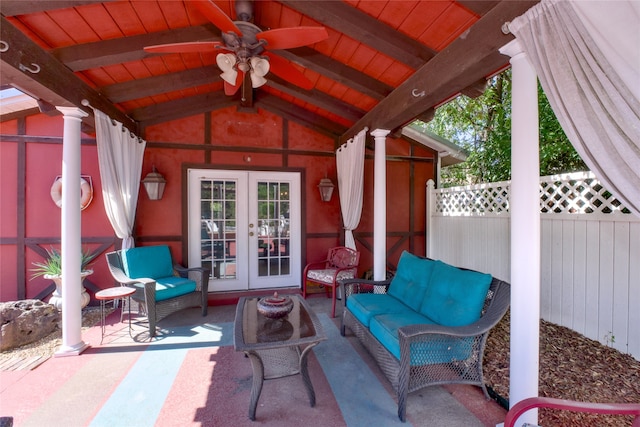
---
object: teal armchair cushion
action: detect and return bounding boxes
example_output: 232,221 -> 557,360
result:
419,260 -> 492,327
121,245 -> 174,280
387,251 -> 436,311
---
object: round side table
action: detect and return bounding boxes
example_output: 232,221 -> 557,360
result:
95,286 -> 136,344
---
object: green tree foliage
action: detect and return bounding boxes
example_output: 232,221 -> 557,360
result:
419,70 -> 587,187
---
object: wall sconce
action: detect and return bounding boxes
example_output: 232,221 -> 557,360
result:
142,166 -> 166,200
318,176 -> 335,202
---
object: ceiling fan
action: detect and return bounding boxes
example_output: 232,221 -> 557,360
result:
144,0 -> 329,97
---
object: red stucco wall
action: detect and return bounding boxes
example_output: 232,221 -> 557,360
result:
0,106 -> 434,303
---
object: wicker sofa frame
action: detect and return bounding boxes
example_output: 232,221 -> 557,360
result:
340,274 -> 511,422
106,250 -> 209,337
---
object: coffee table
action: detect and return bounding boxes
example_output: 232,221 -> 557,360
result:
234,294 -> 327,421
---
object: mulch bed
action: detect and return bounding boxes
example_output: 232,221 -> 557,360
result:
483,310 -> 640,426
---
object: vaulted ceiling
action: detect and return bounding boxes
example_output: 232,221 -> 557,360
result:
0,0 -> 538,143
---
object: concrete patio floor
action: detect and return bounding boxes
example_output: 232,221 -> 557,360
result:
0,293 -> 507,426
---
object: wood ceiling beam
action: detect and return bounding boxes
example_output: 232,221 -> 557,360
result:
456,1 -> 501,16
102,66 -> 222,103
266,75 -> 364,123
0,1 -> 111,16
0,16 -> 136,133
278,1 -> 435,69
461,78 -> 489,99
52,25 -> 220,71
256,94 -> 347,139
273,47 -> 392,101
130,91 -> 236,127
339,0 -> 539,143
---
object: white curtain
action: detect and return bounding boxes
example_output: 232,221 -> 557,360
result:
336,128 -> 367,249
509,0 -> 640,216
94,109 -> 146,249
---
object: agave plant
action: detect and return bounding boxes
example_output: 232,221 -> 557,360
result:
30,246 -> 96,279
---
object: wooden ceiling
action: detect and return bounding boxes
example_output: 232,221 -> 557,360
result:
0,0 -> 538,142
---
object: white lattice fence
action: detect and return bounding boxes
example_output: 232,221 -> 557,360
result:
432,171 -> 631,216
427,172 -> 640,360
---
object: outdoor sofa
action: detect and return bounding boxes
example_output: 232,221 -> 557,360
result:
340,251 -> 511,422
105,245 -> 209,337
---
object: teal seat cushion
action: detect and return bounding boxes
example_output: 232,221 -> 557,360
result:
370,313 -> 473,364
387,251 -> 436,311
347,293 -> 410,327
130,276 -> 196,302
155,276 -> 197,301
419,261 -> 492,327
122,245 -> 174,280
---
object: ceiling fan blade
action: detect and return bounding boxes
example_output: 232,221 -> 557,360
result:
193,0 -> 242,36
263,52 -> 314,90
144,41 -> 225,54
257,27 -> 328,50
223,71 -> 243,96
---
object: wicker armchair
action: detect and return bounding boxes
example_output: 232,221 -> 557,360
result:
302,246 -> 360,318
340,273 -> 511,422
105,245 -> 209,337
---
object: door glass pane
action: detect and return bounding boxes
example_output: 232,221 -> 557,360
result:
200,179 -> 237,279
257,181 -> 290,277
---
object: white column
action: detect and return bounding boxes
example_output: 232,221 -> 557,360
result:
55,106 -> 90,357
371,128 -> 390,280
499,39 -> 540,426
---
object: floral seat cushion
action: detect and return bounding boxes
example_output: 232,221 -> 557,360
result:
306,268 -> 355,284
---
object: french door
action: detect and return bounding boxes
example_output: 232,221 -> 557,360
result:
188,169 -> 301,292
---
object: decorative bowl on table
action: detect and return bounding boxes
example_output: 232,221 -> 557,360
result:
257,292 -> 294,319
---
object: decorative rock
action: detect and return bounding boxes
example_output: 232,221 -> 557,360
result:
0,300 -> 60,351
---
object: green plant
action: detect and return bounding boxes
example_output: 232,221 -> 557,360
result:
604,331 -> 616,347
30,246 -> 96,279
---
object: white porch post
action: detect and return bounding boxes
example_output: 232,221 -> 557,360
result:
371,128 -> 390,280
499,39 -> 540,425
55,106 -> 90,357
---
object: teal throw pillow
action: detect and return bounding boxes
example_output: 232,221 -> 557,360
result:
419,260 -> 492,327
387,251 -> 436,311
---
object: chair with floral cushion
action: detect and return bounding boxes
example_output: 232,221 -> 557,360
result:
302,246 -> 360,318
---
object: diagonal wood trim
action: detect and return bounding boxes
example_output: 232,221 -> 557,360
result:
51,25 -> 220,71
279,1 -> 435,69
273,47 -> 392,101
339,0 -> 539,143
456,0 -> 501,16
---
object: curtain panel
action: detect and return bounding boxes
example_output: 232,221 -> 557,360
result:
94,109 -> 146,249
336,128 -> 367,249
510,0 -> 640,216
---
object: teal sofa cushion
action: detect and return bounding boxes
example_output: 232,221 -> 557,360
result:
122,245 -> 174,280
370,313 -> 473,364
347,293 -> 411,327
387,251 -> 436,311
419,261 -> 492,327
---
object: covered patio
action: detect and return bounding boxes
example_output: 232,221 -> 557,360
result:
0,295 -> 508,426
1,1 -> 639,426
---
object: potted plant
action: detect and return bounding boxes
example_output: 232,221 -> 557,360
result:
31,246 -> 95,310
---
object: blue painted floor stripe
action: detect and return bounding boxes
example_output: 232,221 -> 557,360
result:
89,322 -> 233,427
315,315 -> 413,427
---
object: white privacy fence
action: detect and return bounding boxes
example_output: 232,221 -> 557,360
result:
426,172 -> 640,360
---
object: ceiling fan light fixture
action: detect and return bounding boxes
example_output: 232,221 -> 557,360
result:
250,71 -> 268,88
250,57 -> 270,77
216,53 -> 236,71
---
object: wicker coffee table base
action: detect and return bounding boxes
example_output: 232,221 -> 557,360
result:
244,344 -> 319,421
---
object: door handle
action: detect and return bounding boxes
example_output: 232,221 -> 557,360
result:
249,231 -> 255,237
